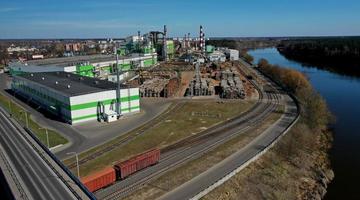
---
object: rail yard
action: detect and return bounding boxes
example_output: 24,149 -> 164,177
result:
0,25 -> 299,200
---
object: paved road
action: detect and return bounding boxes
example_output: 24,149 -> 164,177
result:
55,98 -> 172,159
0,73 -> 171,160
0,107 -> 84,200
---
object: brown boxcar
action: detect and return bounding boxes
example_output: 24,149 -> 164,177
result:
114,149 -> 160,179
81,167 -> 116,193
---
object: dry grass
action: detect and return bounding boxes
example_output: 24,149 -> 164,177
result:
0,93 -> 67,147
125,105 -> 284,200
72,100 -> 255,177
202,119 -> 333,200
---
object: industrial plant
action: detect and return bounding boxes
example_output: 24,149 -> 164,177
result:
8,25 -> 249,125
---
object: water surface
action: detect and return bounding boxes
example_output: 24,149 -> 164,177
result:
249,48 -> 360,200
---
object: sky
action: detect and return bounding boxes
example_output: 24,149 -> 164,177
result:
1,0 -> 360,39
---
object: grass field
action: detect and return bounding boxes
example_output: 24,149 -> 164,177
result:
0,93 -> 68,147
125,105 -> 285,200
68,100 -> 256,177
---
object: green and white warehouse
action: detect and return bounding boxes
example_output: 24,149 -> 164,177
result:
11,72 -> 140,124
8,53 -> 157,77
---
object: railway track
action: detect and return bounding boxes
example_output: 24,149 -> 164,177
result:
96,74 -> 282,200
68,82 -> 257,168
66,101 -> 186,169
67,62 -> 263,169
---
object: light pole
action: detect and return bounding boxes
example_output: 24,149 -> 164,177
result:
8,100 -> 12,117
67,152 -> 80,178
19,111 -> 29,128
38,127 -> 49,148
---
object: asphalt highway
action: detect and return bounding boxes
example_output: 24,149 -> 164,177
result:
0,108 -> 79,200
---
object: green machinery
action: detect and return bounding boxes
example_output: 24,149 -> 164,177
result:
76,64 -> 95,77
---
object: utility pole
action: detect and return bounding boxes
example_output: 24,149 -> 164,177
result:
39,128 -> 49,148
8,100 -> 12,116
114,46 -> 121,118
67,152 -> 80,178
163,25 -> 167,62
20,111 -> 29,128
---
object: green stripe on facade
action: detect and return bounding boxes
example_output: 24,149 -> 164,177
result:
70,95 -> 140,111
72,114 -> 98,121
72,106 -> 140,122
121,106 -> 140,112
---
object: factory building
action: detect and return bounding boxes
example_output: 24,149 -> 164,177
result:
225,49 -> 239,61
8,53 -> 157,77
208,51 -> 226,62
11,72 -> 140,124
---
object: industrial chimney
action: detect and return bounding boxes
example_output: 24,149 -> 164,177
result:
200,25 -> 206,54
163,25 -> 168,62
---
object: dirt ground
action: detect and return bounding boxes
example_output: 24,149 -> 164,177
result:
176,71 -> 195,97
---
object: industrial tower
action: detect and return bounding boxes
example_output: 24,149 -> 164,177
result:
199,25 -> 206,54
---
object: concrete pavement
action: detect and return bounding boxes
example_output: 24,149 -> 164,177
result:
0,106 -> 93,200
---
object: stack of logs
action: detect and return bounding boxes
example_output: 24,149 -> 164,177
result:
188,77 -> 214,96
220,68 -> 245,99
140,77 -> 180,98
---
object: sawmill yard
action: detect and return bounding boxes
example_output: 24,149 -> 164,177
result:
62,57 -> 261,178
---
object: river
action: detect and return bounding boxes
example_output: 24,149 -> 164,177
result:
248,48 -> 360,200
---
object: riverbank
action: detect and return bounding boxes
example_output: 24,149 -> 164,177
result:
249,48 -> 360,199
277,37 -> 360,78
204,120 -> 333,200
205,60 -> 334,199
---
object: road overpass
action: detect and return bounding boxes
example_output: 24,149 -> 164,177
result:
0,106 -> 96,200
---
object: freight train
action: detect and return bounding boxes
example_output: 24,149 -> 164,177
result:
81,149 -> 160,193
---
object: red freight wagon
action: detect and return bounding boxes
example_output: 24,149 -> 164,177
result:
114,149 -> 160,179
81,167 -> 116,193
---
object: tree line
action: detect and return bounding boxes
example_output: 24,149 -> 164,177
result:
258,58 -> 333,129
278,37 -> 360,77
207,38 -> 280,50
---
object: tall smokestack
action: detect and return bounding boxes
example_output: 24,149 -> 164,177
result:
199,25 -> 204,54
163,25 -> 168,61
184,34 -> 187,49
187,33 -> 190,49
202,31 -> 206,54
138,31 -> 141,52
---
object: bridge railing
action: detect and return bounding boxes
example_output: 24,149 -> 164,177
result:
24,127 -> 97,200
